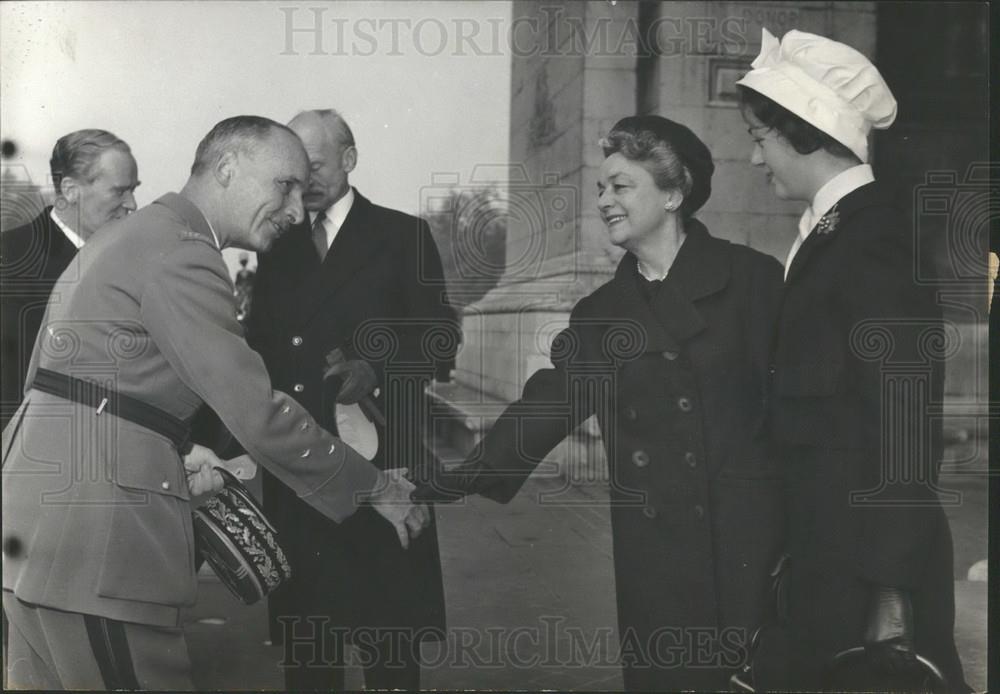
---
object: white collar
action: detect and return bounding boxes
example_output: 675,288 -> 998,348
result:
797,164 -> 874,240
49,209 -> 86,249
310,187 -> 355,233
204,217 -> 221,249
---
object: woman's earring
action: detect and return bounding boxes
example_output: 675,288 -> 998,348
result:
663,202 -> 678,212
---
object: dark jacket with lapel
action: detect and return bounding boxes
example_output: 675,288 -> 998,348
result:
766,182 -> 965,689
470,221 -> 786,691
0,208 -> 78,427
246,189 -> 457,638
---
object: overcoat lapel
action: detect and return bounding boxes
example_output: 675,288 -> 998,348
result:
784,181 -> 891,284
605,220 -> 729,353
41,212 -> 78,272
292,191 -> 387,327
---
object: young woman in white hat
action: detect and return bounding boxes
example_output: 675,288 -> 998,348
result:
736,28 -> 969,692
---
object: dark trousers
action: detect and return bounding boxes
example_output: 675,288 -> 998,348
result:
281,623 -> 421,691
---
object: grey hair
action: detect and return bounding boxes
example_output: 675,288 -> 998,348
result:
600,129 -> 694,202
50,129 -> 131,195
189,115 -> 296,175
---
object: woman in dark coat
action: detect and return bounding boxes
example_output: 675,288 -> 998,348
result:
415,115 -> 785,691
735,28 -> 968,692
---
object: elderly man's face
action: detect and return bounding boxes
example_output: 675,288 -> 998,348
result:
228,130 -> 308,252
290,120 -> 354,213
67,148 -> 140,237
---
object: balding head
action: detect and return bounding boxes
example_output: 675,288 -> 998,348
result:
182,115 -> 308,252
288,109 -> 357,212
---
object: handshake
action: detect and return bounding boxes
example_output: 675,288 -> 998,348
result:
182,444 -> 486,551
363,463 -> 494,549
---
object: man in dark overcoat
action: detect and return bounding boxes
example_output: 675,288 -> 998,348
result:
1,129 -> 138,428
737,28 -> 968,691
245,108 -> 458,690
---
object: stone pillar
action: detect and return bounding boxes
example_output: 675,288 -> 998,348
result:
454,0 -> 639,407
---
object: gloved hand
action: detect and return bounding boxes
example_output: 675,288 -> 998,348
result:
863,585 -> 919,676
323,347 -> 377,405
410,462 -> 491,503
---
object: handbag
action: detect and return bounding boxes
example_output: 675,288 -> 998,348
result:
729,555 -> 949,693
192,468 -> 292,605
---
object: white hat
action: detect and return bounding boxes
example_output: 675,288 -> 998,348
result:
736,28 -> 897,163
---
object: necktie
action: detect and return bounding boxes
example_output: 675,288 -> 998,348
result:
311,212 -> 328,260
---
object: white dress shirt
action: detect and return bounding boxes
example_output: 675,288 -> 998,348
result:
784,164 -> 875,280
49,209 -> 86,249
310,187 -> 355,254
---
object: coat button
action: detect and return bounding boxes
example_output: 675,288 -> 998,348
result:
661,350 -> 679,361
677,397 -> 693,413
293,384 -> 305,393
642,506 -> 657,519
300,449 -> 311,458
291,336 -> 303,346
684,451 -> 697,468
299,421 -> 311,431
161,481 -> 171,491
631,450 -> 650,468
281,404 -> 292,414
624,406 -> 638,421
768,364 -> 777,376
693,504 -> 705,519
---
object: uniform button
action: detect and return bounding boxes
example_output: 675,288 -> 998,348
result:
373,388 -> 381,398
642,506 -> 657,519
327,444 -> 336,454
293,384 -> 305,393
661,350 -> 679,361
768,364 -> 777,376
631,450 -> 650,468
291,336 -> 303,346
281,405 -> 292,414
300,448 -> 311,458
299,421 -> 311,431
161,481 -> 171,491
624,406 -> 638,421
684,451 -> 697,468
693,504 -> 705,519
677,397 -> 693,413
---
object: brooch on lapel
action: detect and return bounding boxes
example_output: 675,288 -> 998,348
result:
815,204 -> 840,235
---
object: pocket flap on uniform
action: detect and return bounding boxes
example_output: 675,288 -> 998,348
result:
111,424 -> 189,500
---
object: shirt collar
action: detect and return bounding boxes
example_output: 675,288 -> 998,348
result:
49,209 -> 86,249
204,217 -> 221,249
797,164 -> 874,240
310,187 -> 355,233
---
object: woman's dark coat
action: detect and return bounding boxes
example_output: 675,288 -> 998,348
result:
470,221 -> 786,691
763,182 -> 966,691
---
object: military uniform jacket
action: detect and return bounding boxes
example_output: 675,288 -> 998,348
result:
246,190 -> 457,637
0,208 -> 78,427
2,193 -> 381,628
471,221 -> 786,690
